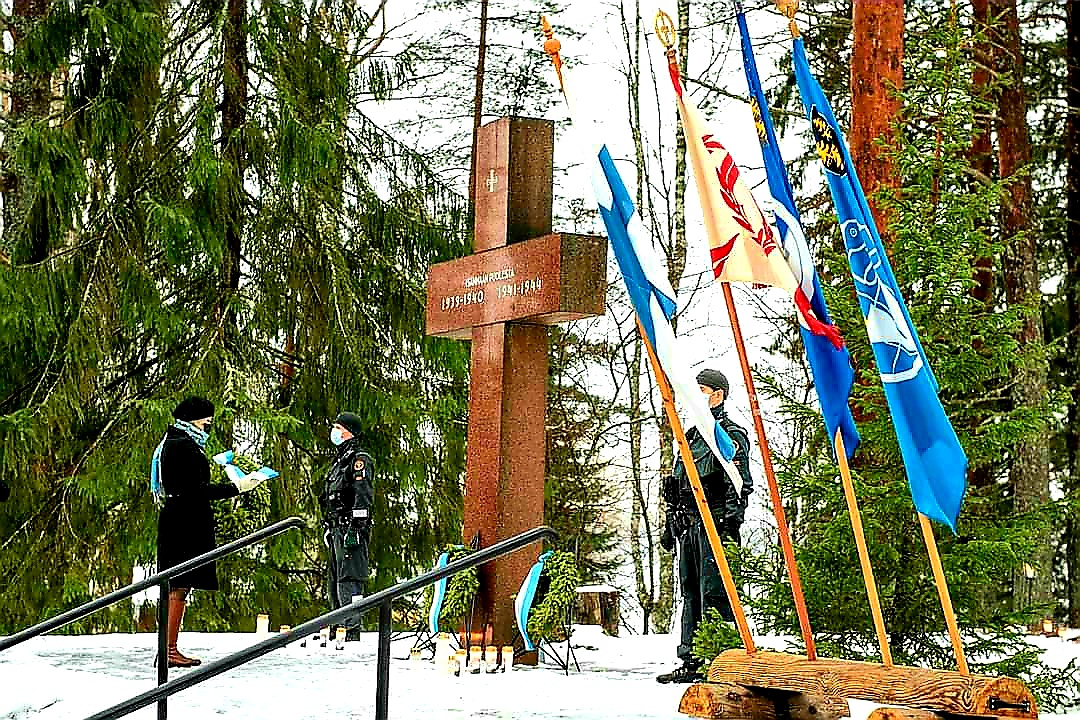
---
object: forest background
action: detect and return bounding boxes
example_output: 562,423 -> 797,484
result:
0,0 -> 1076,701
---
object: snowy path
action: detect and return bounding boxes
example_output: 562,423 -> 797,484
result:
0,626 -> 687,719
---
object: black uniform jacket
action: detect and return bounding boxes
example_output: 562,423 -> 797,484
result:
156,426 -> 239,590
319,437 -> 374,529
672,404 -> 753,527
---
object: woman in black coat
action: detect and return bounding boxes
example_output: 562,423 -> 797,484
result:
153,397 -> 267,667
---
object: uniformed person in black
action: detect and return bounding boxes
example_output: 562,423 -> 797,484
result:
657,369 -> 753,684
320,412 -> 374,632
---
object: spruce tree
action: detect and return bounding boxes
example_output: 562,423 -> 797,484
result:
0,0 -> 469,633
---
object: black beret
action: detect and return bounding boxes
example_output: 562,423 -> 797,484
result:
334,412 -> 364,437
173,396 -> 215,422
695,369 -> 729,396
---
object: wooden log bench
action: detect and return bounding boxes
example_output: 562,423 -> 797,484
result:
677,650 -> 1038,720
680,681 -> 849,720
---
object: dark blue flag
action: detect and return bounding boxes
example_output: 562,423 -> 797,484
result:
736,10 -> 859,460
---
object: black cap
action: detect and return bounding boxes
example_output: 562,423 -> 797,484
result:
173,396 -> 215,422
695,369 -> 729,396
334,412 -> 363,437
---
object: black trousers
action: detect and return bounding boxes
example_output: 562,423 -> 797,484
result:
677,515 -> 739,663
327,526 -> 370,627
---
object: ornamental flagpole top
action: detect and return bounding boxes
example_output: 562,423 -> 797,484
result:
540,16 -> 565,92
654,10 -> 678,64
774,0 -> 801,38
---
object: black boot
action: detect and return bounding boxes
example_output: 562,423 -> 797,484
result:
656,661 -> 703,684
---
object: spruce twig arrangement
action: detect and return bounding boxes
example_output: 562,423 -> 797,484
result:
526,550 -> 581,643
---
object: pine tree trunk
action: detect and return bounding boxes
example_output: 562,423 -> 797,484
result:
221,0 -> 247,340
3,0 -> 51,262
849,0 -> 903,245
989,0 -> 1052,615
642,0 -> 691,636
970,0 -> 995,307
617,0 -> 675,635
1065,0 -> 1080,627
671,0 -> 689,293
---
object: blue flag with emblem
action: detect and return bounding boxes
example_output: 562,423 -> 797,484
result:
791,37 -> 967,530
736,8 -> 859,460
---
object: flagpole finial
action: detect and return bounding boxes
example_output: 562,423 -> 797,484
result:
540,16 -> 566,92
654,10 -> 678,65
774,0 -> 801,38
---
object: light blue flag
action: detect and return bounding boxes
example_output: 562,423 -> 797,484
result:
791,38 -> 967,530
736,9 -> 859,460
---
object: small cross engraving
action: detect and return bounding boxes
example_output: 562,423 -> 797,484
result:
485,169 -> 498,193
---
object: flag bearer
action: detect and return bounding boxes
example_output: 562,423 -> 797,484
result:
657,370 -> 753,684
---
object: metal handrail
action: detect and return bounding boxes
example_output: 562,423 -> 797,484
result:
85,524 -> 557,720
0,516 -> 306,653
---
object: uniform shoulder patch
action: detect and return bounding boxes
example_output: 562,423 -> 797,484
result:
354,458 -> 365,472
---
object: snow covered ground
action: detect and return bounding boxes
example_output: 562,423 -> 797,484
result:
2,626 -> 1078,720
0,625 -> 687,719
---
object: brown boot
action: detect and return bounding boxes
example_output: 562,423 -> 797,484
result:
167,595 -> 202,668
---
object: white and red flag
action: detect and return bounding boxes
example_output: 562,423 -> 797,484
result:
667,64 -> 843,349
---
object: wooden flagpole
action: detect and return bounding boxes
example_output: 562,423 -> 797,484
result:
772,0 -> 968,675
638,319 -> 756,653
919,513 -> 969,674
654,7 -> 816,660
720,282 -> 816,660
834,430 -> 892,666
540,17 -> 754,653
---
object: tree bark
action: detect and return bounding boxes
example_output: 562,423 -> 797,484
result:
672,0 -> 690,293
849,0 -> 903,246
629,334 -> 652,633
643,0 -> 692,636
1065,0 -> 1080,627
221,0 -> 247,341
970,0 -> 995,307
622,0 -> 675,635
989,0 -> 1051,614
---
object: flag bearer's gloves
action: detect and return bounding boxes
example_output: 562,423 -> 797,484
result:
660,517 -> 676,552
661,474 -> 680,509
233,472 -> 268,494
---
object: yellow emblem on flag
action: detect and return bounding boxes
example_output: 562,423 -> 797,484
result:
750,97 -> 768,146
810,107 -> 846,175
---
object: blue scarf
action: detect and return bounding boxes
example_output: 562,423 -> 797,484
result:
150,421 -> 209,505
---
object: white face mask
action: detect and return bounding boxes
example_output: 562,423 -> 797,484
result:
330,428 -> 347,446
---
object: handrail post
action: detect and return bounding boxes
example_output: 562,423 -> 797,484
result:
157,579 -> 169,720
376,600 -> 392,720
